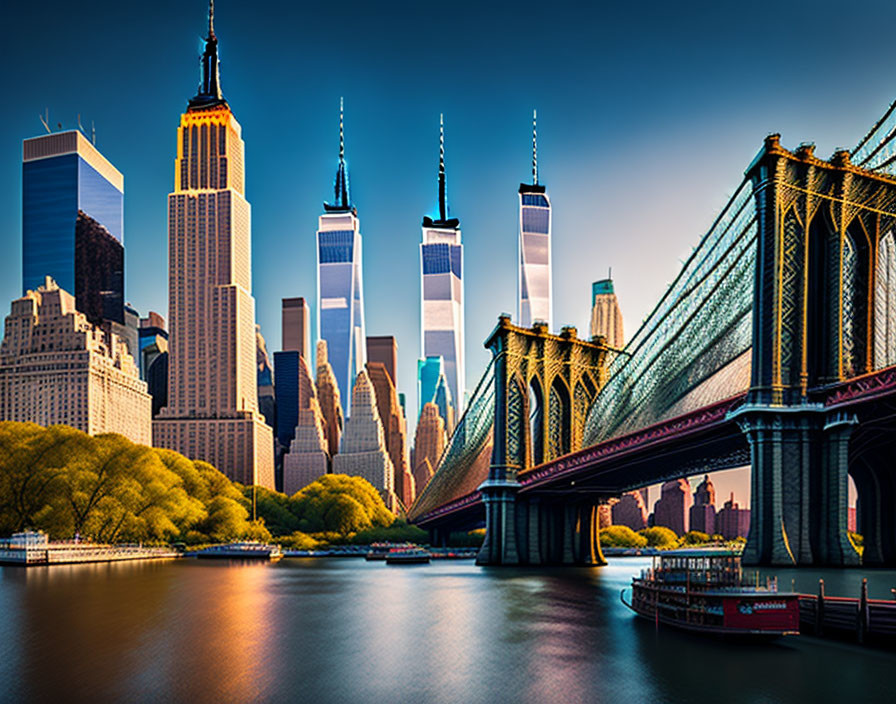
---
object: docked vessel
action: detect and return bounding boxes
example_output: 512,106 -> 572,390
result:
194,542 -> 282,561
384,545 -> 431,564
621,549 -> 799,638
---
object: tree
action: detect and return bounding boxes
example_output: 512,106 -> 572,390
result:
244,485 -> 299,536
681,530 -> 711,546
639,526 -> 678,548
289,474 -> 393,535
600,525 -> 648,548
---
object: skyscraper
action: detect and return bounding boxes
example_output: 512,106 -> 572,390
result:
153,3 -> 274,488
367,361 -> 414,508
366,336 -> 398,385
315,340 -> 343,459
612,490 -> 648,531
282,297 -> 311,359
421,115 -> 465,414
689,475 -> 717,535
22,130 -> 124,326
317,99 -> 365,412
282,358 -> 329,496
412,402 -> 446,496
653,479 -> 692,535
417,355 -> 445,417
518,110 -> 552,329
590,278 -> 624,348
333,370 -> 397,511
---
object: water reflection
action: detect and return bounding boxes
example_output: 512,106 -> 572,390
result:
0,558 -> 894,704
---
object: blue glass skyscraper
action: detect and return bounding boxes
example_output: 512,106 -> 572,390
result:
420,115 -> 465,416
317,100 -> 366,413
22,130 -> 124,324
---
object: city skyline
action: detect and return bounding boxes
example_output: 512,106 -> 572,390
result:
4,1 -> 896,505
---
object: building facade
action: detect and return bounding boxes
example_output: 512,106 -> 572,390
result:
281,297 -> 311,359
689,475 -> 717,535
318,101 -> 365,411
518,110 -> 552,329
367,361 -> 415,508
412,401 -> 446,496
22,130 -> 124,327
0,278 -> 151,444
138,312 -> 168,417
716,493 -> 751,540
366,336 -> 397,385
315,340 -> 343,459
421,115 -> 465,415
653,478 -> 692,535
612,490 -> 648,531
152,6 -> 274,488
332,370 -> 397,511
589,278 -> 624,348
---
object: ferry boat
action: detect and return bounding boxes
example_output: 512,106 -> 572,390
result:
620,549 -> 800,638
194,542 -> 282,561
384,545 -> 431,565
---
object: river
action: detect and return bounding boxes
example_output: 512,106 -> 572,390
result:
0,557 -> 893,703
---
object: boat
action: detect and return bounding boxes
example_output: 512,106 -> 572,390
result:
384,545 -> 431,564
366,542 -> 417,561
194,541 -> 282,561
620,549 -> 800,638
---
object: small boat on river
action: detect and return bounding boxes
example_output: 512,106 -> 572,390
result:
620,549 -> 799,638
384,545 -> 431,564
194,542 -> 282,561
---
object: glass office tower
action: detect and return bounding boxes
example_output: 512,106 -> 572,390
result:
421,115 -> 465,415
318,99 -> 366,413
22,130 -> 124,324
518,110 -> 552,329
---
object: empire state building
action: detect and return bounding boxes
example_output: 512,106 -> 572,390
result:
153,2 -> 274,488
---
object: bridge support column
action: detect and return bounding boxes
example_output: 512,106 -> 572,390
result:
476,479 -> 521,565
577,501 -> 607,566
851,446 -> 896,566
734,405 -> 860,566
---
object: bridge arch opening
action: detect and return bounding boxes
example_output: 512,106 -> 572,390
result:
842,221 -> 871,378
528,378 -> 544,466
548,377 -> 571,459
874,230 -> 896,368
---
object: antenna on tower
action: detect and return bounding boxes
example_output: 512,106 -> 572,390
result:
38,109 -> 51,134
91,121 -> 96,145
77,114 -> 86,138
532,109 -> 538,185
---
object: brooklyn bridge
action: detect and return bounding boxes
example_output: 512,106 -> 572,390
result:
408,99 -> 896,568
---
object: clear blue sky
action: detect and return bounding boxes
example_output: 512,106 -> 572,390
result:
1,0 -> 891,507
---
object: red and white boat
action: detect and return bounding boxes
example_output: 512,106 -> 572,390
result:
621,549 -> 800,638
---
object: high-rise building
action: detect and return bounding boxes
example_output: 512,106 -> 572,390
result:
653,478 -> 692,535
518,110 -> 552,329
153,4 -> 274,488
138,312 -> 168,417
421,115 -> 464,415
433,372 -> 455,436
716,492 -> 751,540
315,340 -> 343,459
417,355 -> 444,417
412,402 -> 446,496
22,130 -> 124,327
282,297 -> 311,358
318,99 -> 365,412
256,326 -> 276,429
590,278 -> 624,348
367,361 -> 415,508
282,361 -> 329,497
366,336 -> 398,385
332,370 -> 397,511
689,475 -> 717,535
612,491 -> 648,531
0,278 -> 151,444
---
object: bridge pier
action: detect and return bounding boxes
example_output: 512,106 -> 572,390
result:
851,444 -> 896,566
734,405 -> 859,566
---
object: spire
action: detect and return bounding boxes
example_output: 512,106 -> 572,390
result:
189,0 -> 226,110
439,114 -> 447,222
325,97 -> 353,212
532,109 -> 538,186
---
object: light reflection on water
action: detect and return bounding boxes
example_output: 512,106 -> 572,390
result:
0,557 -> 894,704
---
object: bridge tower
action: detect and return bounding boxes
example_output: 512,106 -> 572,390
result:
738,135 -> 896,566
477,315 -> 609,565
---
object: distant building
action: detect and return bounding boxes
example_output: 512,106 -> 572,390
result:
689,475 -> 716,535
138,312 -> 168,417
590,278 -> 624,349
318,100 -> 365,411
518,111 -> 552,329
256,326 -> 276,430
0,278 -> 151,444
153,5 -> 274,488
22,130 -> 124,327
653,479 -> 692,535
612,491 -> 648,531
433,372 -> 455,435
412,402 -> 446,495
281,297 -> 311,359
716,492 -> 750,540
421,115 -> 464,415
366,336 -> 398,385
417,355 -> 445,417
332,370 -> 397,511
315,340 -> 343,459
282,395 -> 329,496
367,362 -> 415,508
598,500 -> 616,529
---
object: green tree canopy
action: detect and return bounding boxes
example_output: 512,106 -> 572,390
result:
639,526 -> 678,547
289,474 -> 393,535
600,525 -> 648,548
681,530 -> 711,545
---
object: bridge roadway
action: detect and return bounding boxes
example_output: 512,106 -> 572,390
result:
414,364 -> 896,566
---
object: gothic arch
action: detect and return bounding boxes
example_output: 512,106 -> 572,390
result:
874,230 -> 896,368
528,377 -> 544,466
547,377 -> 570,460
